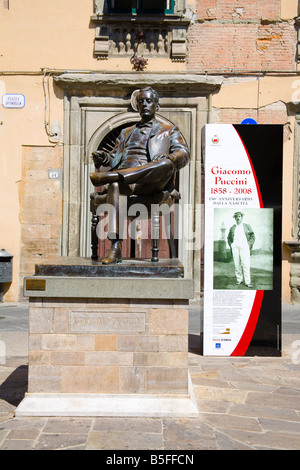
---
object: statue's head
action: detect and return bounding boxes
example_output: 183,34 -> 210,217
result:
136,87 -> 160,121
138,87 -> 159,104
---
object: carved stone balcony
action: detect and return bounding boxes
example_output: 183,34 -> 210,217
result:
91,14 -> 190,62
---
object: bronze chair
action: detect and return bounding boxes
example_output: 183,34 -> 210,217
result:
90,189 -> 179,262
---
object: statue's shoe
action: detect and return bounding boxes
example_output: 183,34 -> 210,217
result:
102,241 -> 122,265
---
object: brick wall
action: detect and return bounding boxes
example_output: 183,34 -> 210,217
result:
187,0 -> 296,72
196,0 -> 281,20
211,101 -> 289,126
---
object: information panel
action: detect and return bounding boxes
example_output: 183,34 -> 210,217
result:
203,124 -> 282,356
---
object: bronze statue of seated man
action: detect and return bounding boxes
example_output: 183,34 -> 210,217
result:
90,86 -> 190,264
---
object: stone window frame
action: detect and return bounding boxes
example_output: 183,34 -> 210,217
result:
107,0 -> 175,15
94,0 -> 184,16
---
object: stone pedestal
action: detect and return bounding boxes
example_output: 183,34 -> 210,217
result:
16,258 -> 198,417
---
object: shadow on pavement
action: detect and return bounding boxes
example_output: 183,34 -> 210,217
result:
0,365 -> 28,407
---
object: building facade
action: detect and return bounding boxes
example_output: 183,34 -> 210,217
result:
0,0 -> 299,302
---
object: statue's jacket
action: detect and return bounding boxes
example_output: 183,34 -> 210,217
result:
105,120 -> 190,172
227,224 -> 255,250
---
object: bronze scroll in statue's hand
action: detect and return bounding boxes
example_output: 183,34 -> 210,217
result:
91,150 -> 108,168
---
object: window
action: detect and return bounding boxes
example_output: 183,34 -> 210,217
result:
108,0 -> 175,14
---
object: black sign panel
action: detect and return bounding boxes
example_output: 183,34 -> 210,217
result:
203,124 -> 282,356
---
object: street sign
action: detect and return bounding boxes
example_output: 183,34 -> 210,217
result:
241,118 -> 257,124
2,94 -> 25,109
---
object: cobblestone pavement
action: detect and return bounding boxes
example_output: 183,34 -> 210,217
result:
0,302 -> 299,450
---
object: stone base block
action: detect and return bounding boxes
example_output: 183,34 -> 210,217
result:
15,375 -> 198,418
18,272 -> 197,417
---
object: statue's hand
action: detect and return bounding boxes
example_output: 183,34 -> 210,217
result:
91,150 -> 107,168
152,154 -> 168,162
152,154 -> 175,166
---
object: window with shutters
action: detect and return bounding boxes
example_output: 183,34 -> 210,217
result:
108,0 -> 174,14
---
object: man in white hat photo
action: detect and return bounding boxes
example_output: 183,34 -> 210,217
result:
227,211 -> 255,288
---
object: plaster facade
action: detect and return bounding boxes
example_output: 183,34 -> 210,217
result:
0,0 -> 299,302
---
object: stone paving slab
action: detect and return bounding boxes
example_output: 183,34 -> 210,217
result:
0,302 -> 299,450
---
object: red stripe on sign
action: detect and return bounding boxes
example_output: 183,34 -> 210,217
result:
234,128 -> 264,208
230,290 -> 264,356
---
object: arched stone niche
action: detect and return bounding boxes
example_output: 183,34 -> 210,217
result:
54,72 -> 223,298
